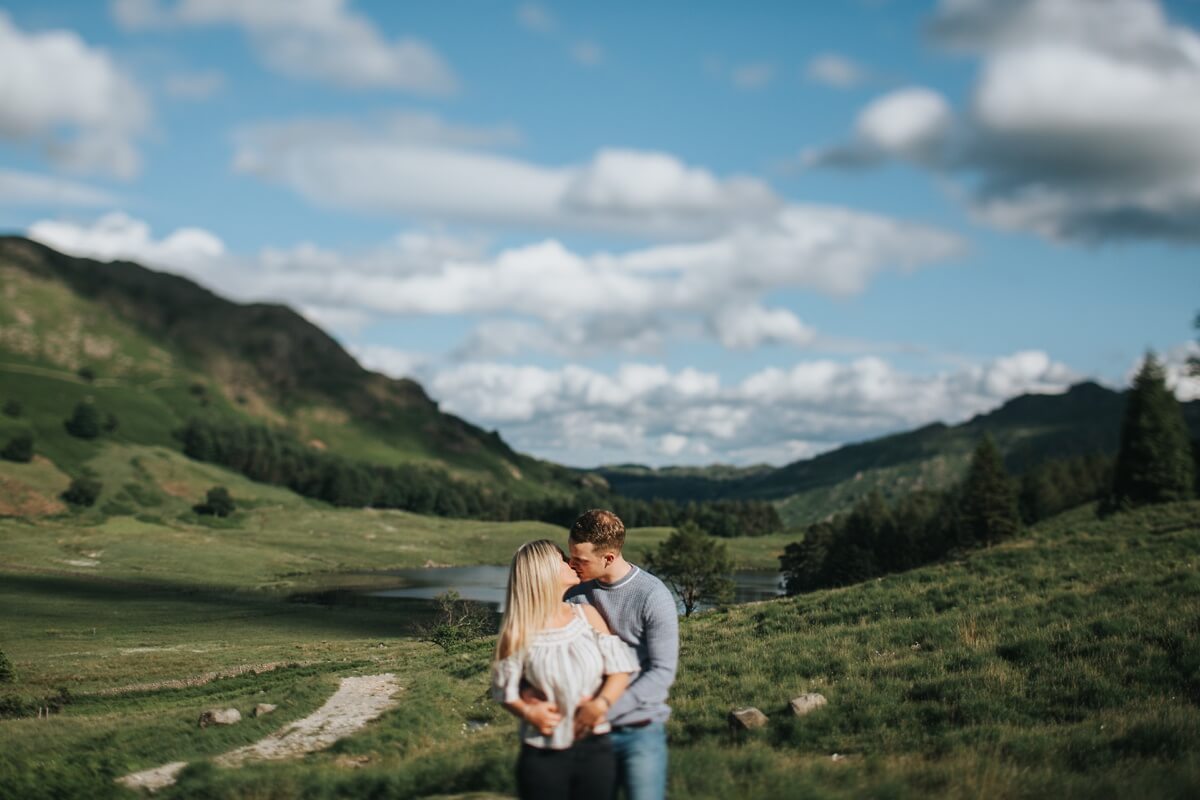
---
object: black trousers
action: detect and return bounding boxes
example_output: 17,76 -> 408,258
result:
517,735 -> 615,800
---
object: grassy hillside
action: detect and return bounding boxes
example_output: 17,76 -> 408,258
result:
602,381 -> 1200,526
2,500 -> 1197,798
0,236 -> 576,494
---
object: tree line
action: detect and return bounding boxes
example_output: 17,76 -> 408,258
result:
176,416 -> 782,534
782,353 -> 1196,595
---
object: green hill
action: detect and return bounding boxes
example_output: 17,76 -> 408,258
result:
2,500 -> 1196,798
0,236 -> 581,514
600,381 -> 1200,526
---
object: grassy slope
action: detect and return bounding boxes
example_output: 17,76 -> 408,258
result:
0,239 -> 574,492
2,502 -> 1198,798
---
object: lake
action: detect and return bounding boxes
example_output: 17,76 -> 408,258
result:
365,565 -> 786,613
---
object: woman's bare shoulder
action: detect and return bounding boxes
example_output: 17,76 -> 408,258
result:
579,603 -> 611,635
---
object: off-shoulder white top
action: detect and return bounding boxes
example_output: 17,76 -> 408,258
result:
491,605 -> 640,750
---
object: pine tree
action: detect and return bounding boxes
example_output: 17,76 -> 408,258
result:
960,435 -> 1021,547
1108,353 -> 1195,510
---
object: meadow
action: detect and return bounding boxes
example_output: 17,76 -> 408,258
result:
3,488 -> 1199,798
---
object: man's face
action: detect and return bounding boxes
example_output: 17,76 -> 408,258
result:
568,540 -> 610,582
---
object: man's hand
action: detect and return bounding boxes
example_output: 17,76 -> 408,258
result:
524,702 -> 562,736
573,695 -> 608,739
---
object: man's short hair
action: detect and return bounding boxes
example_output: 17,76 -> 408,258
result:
569,509 -> 625,553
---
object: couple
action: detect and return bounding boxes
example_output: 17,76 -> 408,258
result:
491,509 -> 679,800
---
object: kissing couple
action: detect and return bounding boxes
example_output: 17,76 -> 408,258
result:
491,509 -> 679,800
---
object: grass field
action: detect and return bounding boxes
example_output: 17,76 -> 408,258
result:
2,498 -> 1198,798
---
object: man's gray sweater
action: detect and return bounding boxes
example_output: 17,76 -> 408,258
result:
566,565 -> 679,726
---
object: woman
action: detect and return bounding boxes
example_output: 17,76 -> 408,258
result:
491,539 -> 639,800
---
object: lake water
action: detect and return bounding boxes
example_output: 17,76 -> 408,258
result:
366,565 -> 785,613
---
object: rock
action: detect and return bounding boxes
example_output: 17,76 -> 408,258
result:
728,707 -> 768,730
789,693 -> 828,717
253,703 -> 277,717
198,708 -> 242,728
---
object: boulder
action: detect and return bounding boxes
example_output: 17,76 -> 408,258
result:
728,707 -> 768,730
789,693 -> 828,717
253,703 -> 277,717
198,708 -> 241,728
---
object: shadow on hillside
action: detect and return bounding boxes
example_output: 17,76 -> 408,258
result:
0,571 -> 449,639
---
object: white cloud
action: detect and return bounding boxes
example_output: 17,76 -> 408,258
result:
163,69 -> 224,99
113,0 -> 458,94
806,87 -> 954,167
0,169 -> 119,207
731,63 -> 774,90
234,114 -> 784,238
349,343 -> 429,379
0,11 -> 150,178
806,53 -> 869,88
27,211 -> 224,268
710,304 -> 816,349
25,209 -> 961,361
813,0 -> 1200,242
401,351 -> 1079,467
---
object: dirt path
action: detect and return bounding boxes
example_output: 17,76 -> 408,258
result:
117,673 -> 401,793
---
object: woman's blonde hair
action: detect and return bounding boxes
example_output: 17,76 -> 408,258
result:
495,539 -> 565,659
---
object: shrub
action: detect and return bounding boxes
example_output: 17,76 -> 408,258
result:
0,649 -> 14,683
1,432 -> 33,463
77,366 -> 96,383
2,399 -> 20,417
62,477 -> 102,508
64,402 -> 101,439
102,412 -> 119,434
194,486 -> 235,517
421,590 -> 493,652
645,521 -> 734,616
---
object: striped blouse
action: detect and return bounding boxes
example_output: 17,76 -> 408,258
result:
491,605 -> 640,750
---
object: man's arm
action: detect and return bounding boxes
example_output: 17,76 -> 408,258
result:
606,587 -> 678,721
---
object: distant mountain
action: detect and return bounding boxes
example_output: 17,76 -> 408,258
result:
0,236 -> 579,493
598,381 -> 1200,526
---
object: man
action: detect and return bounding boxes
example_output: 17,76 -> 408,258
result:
563,509 -> 680,800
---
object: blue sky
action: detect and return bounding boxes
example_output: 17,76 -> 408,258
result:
1,0 -> 1198,467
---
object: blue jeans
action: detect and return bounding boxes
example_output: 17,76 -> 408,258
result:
609,721 -> 667,800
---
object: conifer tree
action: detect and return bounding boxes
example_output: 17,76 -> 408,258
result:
1109,353 -> 1195,510
960,435 -> 1021,547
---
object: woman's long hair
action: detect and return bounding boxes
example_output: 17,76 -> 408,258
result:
495,539 -> 565,659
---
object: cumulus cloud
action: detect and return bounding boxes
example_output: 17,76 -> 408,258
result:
401,351 -> 1079,466
811,0 -> 1200,243
27,212 -> 224,268
0,169 -> 119,207
234,114 -> 783,238
26,209 -> 961,363
806,87 -> 955,168
113,0 -> 457,94
1133,343 -> 1200,402
0,11 -> 150,178
805,53 -> 870,88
